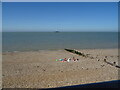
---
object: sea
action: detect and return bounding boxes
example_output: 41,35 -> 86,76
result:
2,32 -> 118,52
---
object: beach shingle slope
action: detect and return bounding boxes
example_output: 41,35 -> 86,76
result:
2,49 -> 119,88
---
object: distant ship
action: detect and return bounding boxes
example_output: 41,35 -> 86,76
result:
54,31 -> 60,33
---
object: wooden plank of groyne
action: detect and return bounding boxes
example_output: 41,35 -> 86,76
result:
64,48 -> 86,57
104,59 -> 120,68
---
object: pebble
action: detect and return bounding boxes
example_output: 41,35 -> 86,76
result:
98,59 -> 100,61
37,66 -> 39,68
113,62 -> 116,64
43,69 -> 46,71
48,85 -> 50,87
90,57 -> 94,59
86,68 -> 88,70
101,65 -> 105,67
104,59 -> 107,62
105,56 -> 107,58
2,75 -> 5,76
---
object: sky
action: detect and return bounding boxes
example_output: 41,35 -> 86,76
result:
0,2 -> 2,32
2,2 -> 118,32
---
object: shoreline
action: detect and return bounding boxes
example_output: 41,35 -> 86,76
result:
2,48 -> 118,53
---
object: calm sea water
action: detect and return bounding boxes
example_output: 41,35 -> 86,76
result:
2,32 -> 118,52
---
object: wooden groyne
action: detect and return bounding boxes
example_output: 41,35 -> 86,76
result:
64,48 -> 86,57
64,48 -> 94,59
104,59 -> 120,68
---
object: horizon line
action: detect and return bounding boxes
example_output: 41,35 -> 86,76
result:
2,31 -> 118,32
2,0 -> 119,2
